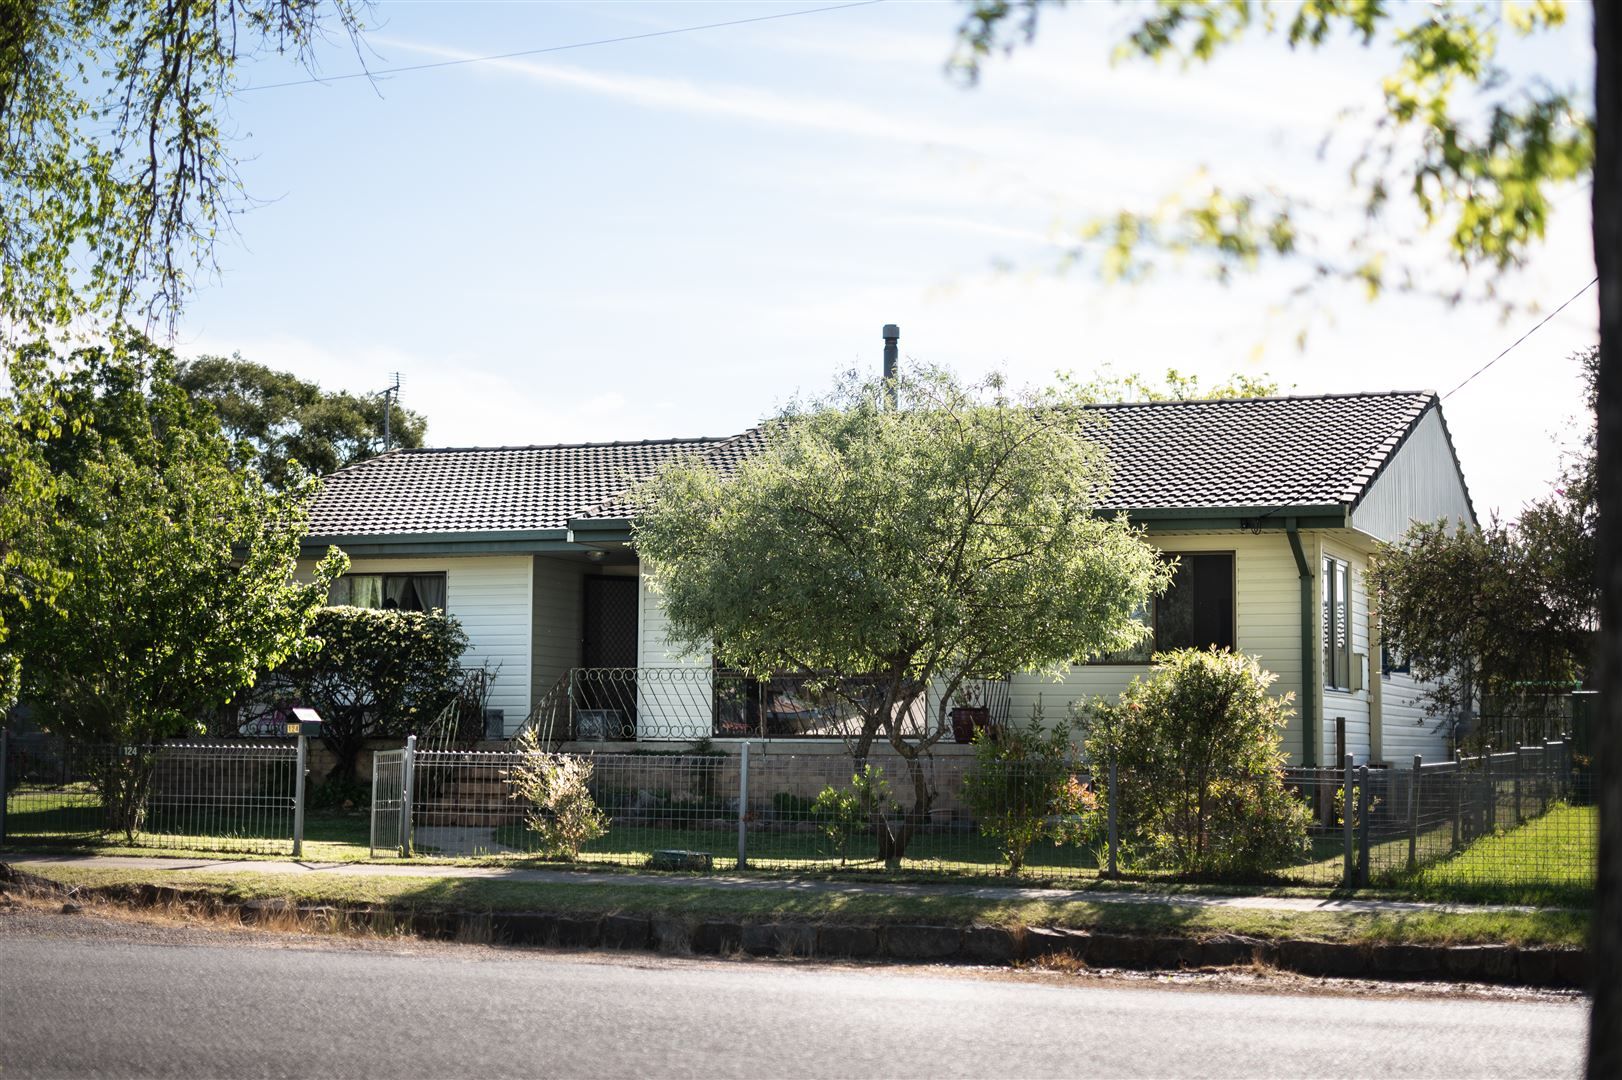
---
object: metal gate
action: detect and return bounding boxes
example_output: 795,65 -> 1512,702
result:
369,745 -> 412,857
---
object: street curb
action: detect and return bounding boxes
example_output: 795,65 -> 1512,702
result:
0,863 -> 1587,989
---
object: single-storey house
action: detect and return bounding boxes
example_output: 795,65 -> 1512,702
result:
298,389 -> 1476,767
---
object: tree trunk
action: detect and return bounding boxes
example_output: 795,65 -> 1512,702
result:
1590,4 -> 1620,1076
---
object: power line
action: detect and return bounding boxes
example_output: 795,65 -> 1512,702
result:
237,1 -> 885,93
1443,276 -> 1599,399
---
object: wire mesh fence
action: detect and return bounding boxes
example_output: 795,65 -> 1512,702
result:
365,737 -> 1595,900
1,732 -> 301,856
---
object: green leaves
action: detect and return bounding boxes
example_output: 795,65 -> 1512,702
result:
1083,647 -> 1309,875
952,0 -> 1591,308
636,368 -> 1171,702
5,335 -> 344,744
0,0 -> 365,333
174,355 -> 429,491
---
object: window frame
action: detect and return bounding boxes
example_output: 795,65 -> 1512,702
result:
1322,555 -> 1353,691
1086,550 -> 1237,664
328,571 -> 448,613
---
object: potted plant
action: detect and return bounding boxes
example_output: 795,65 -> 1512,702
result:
949,682 -> 991,744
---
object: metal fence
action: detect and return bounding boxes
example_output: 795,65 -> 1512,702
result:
1,731 -> 307,857
364,738 -> 1595,897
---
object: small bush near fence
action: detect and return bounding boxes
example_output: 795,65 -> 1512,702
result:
1084,650 -> 1312,878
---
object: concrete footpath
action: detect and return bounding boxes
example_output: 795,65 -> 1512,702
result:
0,851 -> 1544,916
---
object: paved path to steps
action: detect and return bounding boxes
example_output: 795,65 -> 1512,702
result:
1,852 -> 1557,916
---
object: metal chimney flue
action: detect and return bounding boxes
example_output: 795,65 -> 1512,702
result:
882,323 -> 899,407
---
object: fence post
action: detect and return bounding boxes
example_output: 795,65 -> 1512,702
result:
1356,765 -> 1371,887
400,734 -> 417,858
1407,755 -> 1421,872
736,741 -> 750,870
1342,753 -> 1355,888
1513,746 -> 1523,824
369,759 -> 380,859
0,727 -> 9,847
292,733 -> 307,859
1107,751 -> 1119,879
1451,760 -> 1463,851
1483,746 -> 1495,833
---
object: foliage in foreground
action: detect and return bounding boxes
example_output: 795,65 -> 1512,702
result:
1085,649 -> 1310,877
962,706 -> 1100,874
509,729 -> 610,860
5,340 -> 344,834
636,366 -> 1172,865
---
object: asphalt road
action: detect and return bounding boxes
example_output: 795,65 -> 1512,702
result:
0,929 -> 1587,1079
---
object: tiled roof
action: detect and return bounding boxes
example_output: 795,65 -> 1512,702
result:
308,438 -> 728,537
306,392 -> 1442,538
1085,391 -> 1437,511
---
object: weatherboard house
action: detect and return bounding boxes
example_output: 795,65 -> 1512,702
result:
299,390 -> 1476,767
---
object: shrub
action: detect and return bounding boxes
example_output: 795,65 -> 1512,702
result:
509,729 -> 609,860
962,705 -> 1099,874
812,764 -> 893,865
1084,648 -> 1310,877
274,605 -> 469,783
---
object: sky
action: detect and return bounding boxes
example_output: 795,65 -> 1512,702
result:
177,0 -> 1600,520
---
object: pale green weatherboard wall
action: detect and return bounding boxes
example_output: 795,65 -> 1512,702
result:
297,554 -> 535,730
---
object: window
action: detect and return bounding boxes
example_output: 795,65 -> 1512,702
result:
1156,552 -> 1235,652
1089,552 -> 1235,662
1323,556 -> 1352,689
328,572 -> 446,612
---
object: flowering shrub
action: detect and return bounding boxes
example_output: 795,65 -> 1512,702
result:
509,729 -> 609,859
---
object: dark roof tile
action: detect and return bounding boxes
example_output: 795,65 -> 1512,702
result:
307,392 -> 1440,538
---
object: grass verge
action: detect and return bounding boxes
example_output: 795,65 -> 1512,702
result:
16,863 -> 1588,950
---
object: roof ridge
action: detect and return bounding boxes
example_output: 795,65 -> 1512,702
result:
1085,389 -> 1436,410
383,436 -> 733,455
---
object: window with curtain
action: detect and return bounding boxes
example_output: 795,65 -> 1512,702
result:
328,572 -> 447,613
1323,556 -> 1352,689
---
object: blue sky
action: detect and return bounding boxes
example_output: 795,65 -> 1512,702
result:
178,0 -> 1599,519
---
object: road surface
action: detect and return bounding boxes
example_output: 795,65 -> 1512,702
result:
0,913 -> 1587,1078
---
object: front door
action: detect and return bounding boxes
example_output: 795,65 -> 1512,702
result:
580,576 -> 638,736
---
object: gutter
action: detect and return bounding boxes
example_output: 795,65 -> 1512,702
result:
1286,517 -> 1317,768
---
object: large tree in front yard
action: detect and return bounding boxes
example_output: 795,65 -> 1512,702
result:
7,338 -> 345,834
635,368 -> 1172,865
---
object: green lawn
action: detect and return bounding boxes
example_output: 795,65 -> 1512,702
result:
1398,803 -> 1597,907
18,862 -> 1592,950
7,785 -> 1595,907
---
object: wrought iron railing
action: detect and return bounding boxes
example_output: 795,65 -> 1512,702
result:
519,667 -> 953,743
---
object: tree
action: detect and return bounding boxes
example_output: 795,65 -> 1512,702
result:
1063,366 -> 1281,402
274,605 -> 469,783
0,0 -> 364,334
175,355 -> 428,490
1371,515 -> 1593,749
635,367 -> 1173,866
6,338 -> 344,834
1083,649 -> 1310,877
0,361 -> 68,707
947,5 -> 1618,1066
1374,345 -> 1596,744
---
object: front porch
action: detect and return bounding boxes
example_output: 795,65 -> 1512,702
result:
520,666 -> 1014,746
